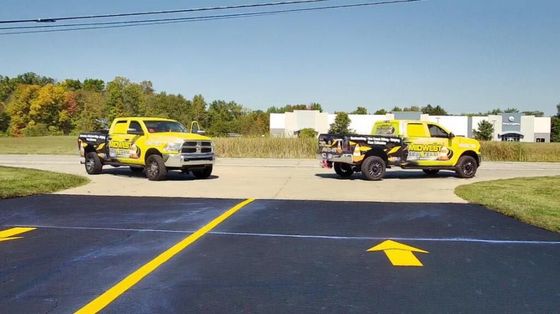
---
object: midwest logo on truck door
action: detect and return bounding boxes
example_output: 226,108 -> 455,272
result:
108,120 -> 143,161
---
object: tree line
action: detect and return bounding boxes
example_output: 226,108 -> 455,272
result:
0,73 -> 556,140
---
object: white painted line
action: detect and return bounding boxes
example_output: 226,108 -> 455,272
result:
9,224 -> 560,245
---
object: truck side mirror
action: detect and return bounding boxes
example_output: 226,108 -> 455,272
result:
448,132 -> 455,139
190,121 -> 205,134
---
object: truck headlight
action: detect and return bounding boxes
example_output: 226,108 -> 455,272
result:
165,141 -> 183,152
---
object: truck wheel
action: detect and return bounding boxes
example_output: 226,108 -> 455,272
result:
145,155 -> 167,181
85,152 -> 102,175
361,156 -> 386,181
423,169 -> 440,176
192,165 -> 213,179
455,155 -> 477,178
334,162 -> 354,178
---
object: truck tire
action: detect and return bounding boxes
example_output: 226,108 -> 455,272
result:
85,152 -> 103,175
192,165 -> 213,179
455,155 -> 477,178
145,155 -> 167,181
423,169 -> 440,176
361,156 -> 386,181
334,162 -> 354,178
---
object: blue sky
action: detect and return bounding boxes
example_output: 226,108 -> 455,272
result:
1,0 -> 558,115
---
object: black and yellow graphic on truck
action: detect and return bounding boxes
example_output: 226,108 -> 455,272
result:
78,117 -> 215,181
318,120 -> 481,181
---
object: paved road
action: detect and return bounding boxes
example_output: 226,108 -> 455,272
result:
1,155 -> 560,202
1,195 -> 559,313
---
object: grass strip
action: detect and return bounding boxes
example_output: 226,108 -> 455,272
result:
0,136 -> 560,162
0,166 -> 89,199
455,176 -> 560,232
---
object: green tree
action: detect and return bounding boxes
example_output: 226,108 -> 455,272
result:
473,120 -> 494,141
422,104 -> 448,115
551,103 -> 560,142
143,92 -> 191,125
105,77 -> 144,121
298,128 -> 317,138
329,112 -> 352,134
351,106 -> 368,114
61,79 -> 82,91
191,94 -> 207,125
238,110 -> 269,136
551,117 -> 560,142
504,107 -> 519,113
487,108 -> 503,115
75,90 -> 106,132
83,79 -> 105,92
207,100 -> 244,136
0,75 -> 16,102
391,106 -> 402,112
0,103 -> 9,133
12,72 -> 54,86
402,106 -> 421,112
374,108 -> 387,115
522,111 -> 544,117
308,103 -> 323,112
266,103 -> 322,113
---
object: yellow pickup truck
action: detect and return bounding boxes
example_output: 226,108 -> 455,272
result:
78,117 -> 214,181
318,120 -> 481,180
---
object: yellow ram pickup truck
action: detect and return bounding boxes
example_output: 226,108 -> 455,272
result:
318,120 -> 481,180
78,117 -> 214,181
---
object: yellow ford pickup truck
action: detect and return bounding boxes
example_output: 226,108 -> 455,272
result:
78,117 -> 214,181
318,120 -> 481,180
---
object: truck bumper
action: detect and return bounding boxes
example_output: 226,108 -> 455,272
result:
317,153 -> 353,165
164,153 -> 215,168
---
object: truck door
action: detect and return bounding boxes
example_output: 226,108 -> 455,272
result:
404,122 -> 453,166
108,120 -> 145,164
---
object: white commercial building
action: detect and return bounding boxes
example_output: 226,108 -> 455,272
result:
270,110 -> 551,142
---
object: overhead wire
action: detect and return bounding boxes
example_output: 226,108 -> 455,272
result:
0,0 -> 332,24
0,0 -> 422,36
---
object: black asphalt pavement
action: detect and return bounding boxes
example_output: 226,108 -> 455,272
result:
1,195 -> 559,313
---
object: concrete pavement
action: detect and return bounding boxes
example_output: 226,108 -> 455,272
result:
1,154 -> 560,203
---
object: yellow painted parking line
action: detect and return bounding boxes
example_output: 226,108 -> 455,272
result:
0,227 -> 36,243
75,198 -> 255,314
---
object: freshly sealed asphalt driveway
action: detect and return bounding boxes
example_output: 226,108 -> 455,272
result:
1,195 -> 559,313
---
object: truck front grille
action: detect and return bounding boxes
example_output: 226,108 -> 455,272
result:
181,141 -> 213,154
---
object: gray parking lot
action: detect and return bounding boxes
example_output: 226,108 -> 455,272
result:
1,195 -> 559,313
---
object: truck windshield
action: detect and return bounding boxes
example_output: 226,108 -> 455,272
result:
144,121 -> 187,133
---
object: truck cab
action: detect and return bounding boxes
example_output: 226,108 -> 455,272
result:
79,117 -> 214,181
318,120 -> 481,180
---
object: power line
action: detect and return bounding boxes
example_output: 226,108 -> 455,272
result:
0,0 -> 422,36
0,0 -> 332,24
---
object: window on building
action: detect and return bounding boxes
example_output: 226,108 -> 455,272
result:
536,138 -> 545,143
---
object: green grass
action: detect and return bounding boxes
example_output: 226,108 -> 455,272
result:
0,136 -> 77,155
480,141 -> 560,162
455,176 -> 560,232
213,137 -> 317,158
0,136 -> 559,161
0,166 -> 89,199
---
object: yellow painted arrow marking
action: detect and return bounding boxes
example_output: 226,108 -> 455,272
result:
367,240 -> 428,267
0,227 -> 36,243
